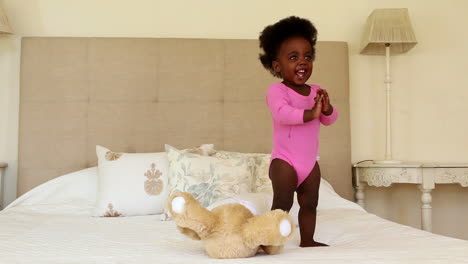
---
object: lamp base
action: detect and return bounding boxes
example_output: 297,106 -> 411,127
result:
373,159 -> 402,164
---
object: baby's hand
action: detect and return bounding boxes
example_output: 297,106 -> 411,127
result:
319,89 -> 332,115
303,93 -> 324,122
311,93 -> 323,119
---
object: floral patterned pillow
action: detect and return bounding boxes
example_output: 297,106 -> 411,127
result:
251,154 -> 273,194
214,151 -> 272,194
94,145 -> 169,217
165,145 -> 254,208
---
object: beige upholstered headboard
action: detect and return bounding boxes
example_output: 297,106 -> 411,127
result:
19,37 -> 352,200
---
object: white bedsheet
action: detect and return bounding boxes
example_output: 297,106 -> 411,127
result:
1,204 -> 468,263
1,168 -> 468,263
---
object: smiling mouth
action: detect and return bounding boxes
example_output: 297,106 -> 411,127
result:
296,69 -> 306,78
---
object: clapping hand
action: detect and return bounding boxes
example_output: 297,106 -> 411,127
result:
311,93 -> 323,119
305,89 -> 333,122
317,89 -> 332,116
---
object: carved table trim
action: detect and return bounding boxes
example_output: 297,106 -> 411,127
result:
353,161 -> 468,232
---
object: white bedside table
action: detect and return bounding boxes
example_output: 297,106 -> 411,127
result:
0,162 -> 7,210
353,161 -> 468,232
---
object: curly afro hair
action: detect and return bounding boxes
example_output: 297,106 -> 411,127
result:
259,16 -> 317,78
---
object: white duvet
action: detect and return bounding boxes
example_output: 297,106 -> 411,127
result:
1,168 -> 468,264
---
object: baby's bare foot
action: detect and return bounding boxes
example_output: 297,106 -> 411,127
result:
300,241 -> 329,247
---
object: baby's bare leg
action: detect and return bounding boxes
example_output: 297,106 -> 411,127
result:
297,162 -> 328,247
269,158 -> 297,212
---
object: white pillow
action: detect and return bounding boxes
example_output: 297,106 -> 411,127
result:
93,145 -> 169,217
165,144 -> 254,208
5,167 -> 98,215
206,192 -> 271,216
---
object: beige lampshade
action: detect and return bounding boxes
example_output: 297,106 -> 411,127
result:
360,8 -> 417,55
0,5 -> 13,34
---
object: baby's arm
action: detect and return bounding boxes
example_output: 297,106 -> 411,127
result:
267,85 -> 305,125
319,106 -> 338,126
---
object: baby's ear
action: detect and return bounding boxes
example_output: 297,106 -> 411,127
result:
272,60 -> 281,73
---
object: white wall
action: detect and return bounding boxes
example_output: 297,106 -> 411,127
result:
1,0 -> 467,239
0,33 -> 19,209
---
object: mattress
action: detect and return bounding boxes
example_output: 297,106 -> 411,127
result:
1,168 -> 467,264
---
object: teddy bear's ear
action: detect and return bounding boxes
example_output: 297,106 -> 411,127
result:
177,226 -> 201,240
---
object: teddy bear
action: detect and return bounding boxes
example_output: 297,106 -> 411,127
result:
167,192 -> 295,259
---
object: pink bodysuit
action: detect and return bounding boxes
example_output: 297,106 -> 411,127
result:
266,82 -> 338,186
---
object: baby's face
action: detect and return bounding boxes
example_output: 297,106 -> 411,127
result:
273,36 -> 313,89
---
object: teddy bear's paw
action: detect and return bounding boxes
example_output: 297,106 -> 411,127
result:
171,196 -> 186,214
279,218 -> 292,237
261,245 -> 284,255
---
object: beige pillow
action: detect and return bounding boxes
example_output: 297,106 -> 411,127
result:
213,151 -> 272,194
94,145 -> 169,217
251,153 -> 272,194
160,145 -> 255,221
165,144 -> 254,207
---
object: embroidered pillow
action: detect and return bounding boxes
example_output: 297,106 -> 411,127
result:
251,153 -> 273,193
166,145 -> 253,207
165,144 -> 254,207
94,145 -> 169,217
213,151 -> 272,194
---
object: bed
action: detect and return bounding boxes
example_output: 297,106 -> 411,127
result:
1,37 -> 467,263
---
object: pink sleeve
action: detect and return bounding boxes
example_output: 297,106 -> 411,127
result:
266,85 -> 304,125
320,106 -> 338,126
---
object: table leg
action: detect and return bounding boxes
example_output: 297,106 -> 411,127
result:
419,186 -> 432,232
355,185 -> 365,209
